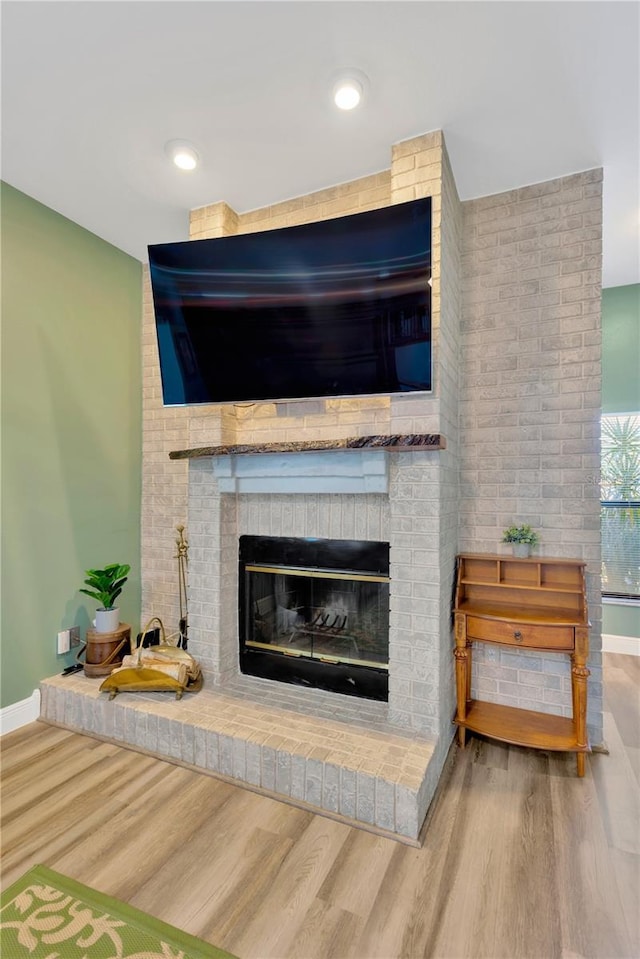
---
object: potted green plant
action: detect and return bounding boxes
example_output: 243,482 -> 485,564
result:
502,524 -> 539,558
80,563 -> 130,633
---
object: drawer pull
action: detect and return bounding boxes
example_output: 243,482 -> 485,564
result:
514,630 -> 523,643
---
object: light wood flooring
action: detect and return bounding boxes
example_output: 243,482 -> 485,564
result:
1,652 -> 638,958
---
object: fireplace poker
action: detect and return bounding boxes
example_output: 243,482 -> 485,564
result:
175,525 -> 189,649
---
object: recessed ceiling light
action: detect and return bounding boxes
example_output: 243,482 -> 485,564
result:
332,69 -> 368,111
165,140 -> 199,171
334,79 -> 362,110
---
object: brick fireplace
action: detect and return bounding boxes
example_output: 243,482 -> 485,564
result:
133,130 -> 462,838
154,424 -> 454,838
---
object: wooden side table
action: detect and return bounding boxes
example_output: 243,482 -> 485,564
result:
453,554 -> 590,776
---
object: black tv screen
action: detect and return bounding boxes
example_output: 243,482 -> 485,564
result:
148,197 -> 432,406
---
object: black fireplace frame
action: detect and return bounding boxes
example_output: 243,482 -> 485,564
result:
239,536 -> 390,702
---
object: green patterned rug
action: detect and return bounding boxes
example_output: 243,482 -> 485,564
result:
0,864 -> 236,959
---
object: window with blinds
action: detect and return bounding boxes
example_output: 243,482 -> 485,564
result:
601,413 -> 640,600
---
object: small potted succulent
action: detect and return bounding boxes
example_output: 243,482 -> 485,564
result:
80,563 -> 130,633
501,524 -> 539,558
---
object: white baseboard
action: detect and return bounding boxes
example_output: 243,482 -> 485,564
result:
602,634 -> 640,656
0,689 -> 41,735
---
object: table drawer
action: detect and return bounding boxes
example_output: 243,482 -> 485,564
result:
466,617 -> 574,650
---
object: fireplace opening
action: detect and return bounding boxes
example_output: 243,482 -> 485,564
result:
239,536 -> 389,701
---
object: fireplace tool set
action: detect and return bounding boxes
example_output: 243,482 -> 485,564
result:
99,526 -> 202,699
175,524 -> 189,650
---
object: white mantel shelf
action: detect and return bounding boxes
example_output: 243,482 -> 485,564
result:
169,433 -> 445,460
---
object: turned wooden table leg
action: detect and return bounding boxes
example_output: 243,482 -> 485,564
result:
454,613 -> 469,747
572,627 -> 590,777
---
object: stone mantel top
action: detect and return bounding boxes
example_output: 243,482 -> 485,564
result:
169,433 -> 446,460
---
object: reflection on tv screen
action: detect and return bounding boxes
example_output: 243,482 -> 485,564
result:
149,197 -> 432,405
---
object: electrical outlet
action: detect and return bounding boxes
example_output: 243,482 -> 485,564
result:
57,630 -> 70,654
69,626 -> 81,648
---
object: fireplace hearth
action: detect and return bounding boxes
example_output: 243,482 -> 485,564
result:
239,536 -> 390,701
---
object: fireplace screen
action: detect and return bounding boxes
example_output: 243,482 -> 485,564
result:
239,536 -> 389,700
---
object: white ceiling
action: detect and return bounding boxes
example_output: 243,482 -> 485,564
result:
2,1 -> 639,288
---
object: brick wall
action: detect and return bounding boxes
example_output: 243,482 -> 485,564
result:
459,170 -> 603,744
436,140 -> 463,755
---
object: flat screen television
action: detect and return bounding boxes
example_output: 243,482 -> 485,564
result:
148,197 -> 432,406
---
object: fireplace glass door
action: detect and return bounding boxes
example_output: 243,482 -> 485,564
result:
239,536 -> 389,701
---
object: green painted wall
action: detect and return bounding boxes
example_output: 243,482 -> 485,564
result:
601,282 -> 640,639
604,603 -> 639,639
1,182 -> 142,708
602,284 -> 640,415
